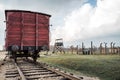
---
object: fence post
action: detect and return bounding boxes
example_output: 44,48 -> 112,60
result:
82,42 -> 84,55
104,42 -> 107,54
100,43 -> 102,54
110,42 -> 113,54
118,46 -> 120,55
113,43 -> 115,54
76,45 -> 78,54
70,45 -> 74,54
91,41 -> 93,55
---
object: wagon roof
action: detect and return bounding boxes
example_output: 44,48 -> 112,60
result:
5,9 -> 51,17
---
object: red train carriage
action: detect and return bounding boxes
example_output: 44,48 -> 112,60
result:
5,10 -> 51,62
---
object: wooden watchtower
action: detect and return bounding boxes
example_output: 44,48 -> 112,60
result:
52,38 -> 65,53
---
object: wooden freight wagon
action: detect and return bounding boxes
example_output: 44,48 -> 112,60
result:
5,10 -> 51,62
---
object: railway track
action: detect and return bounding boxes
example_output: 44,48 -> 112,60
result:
4,59 -> 82,80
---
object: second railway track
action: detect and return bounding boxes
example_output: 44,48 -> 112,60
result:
4,59 -> 81,80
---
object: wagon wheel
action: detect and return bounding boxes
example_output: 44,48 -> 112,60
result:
32,52 -> 38,62
33,56 -> 37,62
12,51 -> 17,62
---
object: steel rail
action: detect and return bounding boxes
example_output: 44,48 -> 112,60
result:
15,63 -> 27,80
45,66 -> 81,80
24,59 -> 81,80
36,61 -> 81,80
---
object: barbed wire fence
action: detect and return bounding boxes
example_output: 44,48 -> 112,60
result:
51,41 -> 120,55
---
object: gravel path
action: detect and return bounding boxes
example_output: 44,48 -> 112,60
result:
0,52 -> 7,80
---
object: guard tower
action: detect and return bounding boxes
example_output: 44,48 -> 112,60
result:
52,38 -> 65,53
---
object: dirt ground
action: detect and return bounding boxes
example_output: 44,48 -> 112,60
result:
0,52 -> 7,60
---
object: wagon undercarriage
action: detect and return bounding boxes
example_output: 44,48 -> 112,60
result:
8,50 -> 39,62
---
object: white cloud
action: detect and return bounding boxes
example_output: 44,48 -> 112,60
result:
51,0 -> 120,45
0,4 -> 4,11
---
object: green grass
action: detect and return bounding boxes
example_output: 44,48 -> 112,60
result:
39,54 -> 120,80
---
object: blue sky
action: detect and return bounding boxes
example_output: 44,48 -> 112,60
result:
85,0 -> 97,7
0,0 -> 120,50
